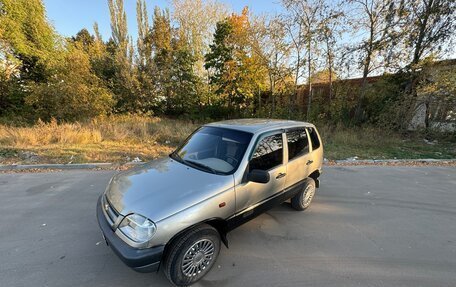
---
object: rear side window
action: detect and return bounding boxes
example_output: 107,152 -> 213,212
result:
249,133 -> 283,171
287,129 -> 309,160
307,127 -> 321,150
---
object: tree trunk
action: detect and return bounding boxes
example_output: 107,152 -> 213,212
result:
306,37 -> 312,120
291,53 -> 301,117
354,32 -> 373,123
412,0 -> 433,67
258,86 -> 261,115
405,1 -> 433,130
327,39 -> 333,119
270,53 -> 278,116
270,75 -> 275,115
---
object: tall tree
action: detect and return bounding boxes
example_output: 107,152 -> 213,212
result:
83,24 -> 117,89
346,0 -> 406,122
282,0 -> 324,119
172,0 -> 228,77
405,0 -> 456,67
0,41 -> 22,115
134,0 -> 157,111
316,2 -> 343,110
71,28 -> 94,52
401,0 -> 455,129
169,46 -> 201,115
108,0 -> 128,56
107,0 -> 140,112
0,0 -> 57,83
136,0 -> 152,69
250,15 -> 290,115
205,8 -> 261,114
282,10 -> 306,114
93,22 -> 103,42
0,0 -> 58,115
151,7 -> 174,111
205,19 -> 234,108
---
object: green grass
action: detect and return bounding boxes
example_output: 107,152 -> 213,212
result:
0,116 -> 454,165
319,125 -> 456,160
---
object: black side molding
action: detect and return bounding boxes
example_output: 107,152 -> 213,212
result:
226,179 -> 306,232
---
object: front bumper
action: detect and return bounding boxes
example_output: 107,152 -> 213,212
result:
96,196 -> 164,272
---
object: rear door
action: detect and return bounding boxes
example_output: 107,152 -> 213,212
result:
284,128 -> 312,189
306,126 -> 323,172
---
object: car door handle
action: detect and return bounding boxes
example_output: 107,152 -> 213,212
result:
276,173 -> 286,179
306,160 -> 313,166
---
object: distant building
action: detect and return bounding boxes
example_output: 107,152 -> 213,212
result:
296,75 -> 383,115
296,59 -> 455,131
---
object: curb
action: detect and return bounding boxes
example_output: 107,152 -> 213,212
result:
328,159 -> 456,165
0,159 -> 455,171
0,162 -> 144,171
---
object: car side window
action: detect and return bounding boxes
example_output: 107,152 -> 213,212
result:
307,127 -> 320,150
249,133 -> 283,171
287,129 -> 309,160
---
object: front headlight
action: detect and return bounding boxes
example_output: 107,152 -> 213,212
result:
118,214 -> 157,243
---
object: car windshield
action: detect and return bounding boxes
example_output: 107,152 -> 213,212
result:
171,126 -> 253,175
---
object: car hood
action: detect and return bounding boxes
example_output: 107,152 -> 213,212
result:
105,157 -> 234,222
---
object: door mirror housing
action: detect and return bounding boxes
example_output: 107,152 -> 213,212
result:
247,169 -> 270,184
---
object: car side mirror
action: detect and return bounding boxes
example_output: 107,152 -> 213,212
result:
247,169 -> 270,184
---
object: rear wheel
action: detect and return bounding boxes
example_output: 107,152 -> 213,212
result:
163,224 -> 221,286
291,178 -> 316,211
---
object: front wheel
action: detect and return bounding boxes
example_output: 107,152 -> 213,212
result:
163,224 -> 221,286
291,178 -> 316,211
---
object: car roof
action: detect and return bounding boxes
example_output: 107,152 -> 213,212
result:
205,118 -> 315,134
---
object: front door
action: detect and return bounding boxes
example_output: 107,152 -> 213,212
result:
234,132 -> 287,214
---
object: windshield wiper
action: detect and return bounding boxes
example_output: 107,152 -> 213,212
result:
170,151 -> 184,163
184,160 -> 218,174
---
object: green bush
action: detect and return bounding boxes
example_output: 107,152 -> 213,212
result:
25,44 -> 115,121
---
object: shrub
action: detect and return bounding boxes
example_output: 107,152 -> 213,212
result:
25,44 -> 115,121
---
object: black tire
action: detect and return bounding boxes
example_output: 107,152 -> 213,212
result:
163,224 -> 221,286
291,178 -> 316,211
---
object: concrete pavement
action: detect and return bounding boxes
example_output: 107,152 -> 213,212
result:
0,166 -> 455,287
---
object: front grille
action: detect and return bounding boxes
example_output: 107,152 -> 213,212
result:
103,195 -> 120,228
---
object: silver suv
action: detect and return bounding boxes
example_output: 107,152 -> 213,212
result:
97,119 -> 323,286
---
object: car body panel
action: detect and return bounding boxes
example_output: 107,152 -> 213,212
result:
234,132 -> 288,213
309,129 -> 324,173
283,128 -> 313,188
234,163 -> 287,214
152,186 -> 235,246
105,157 -> 234,223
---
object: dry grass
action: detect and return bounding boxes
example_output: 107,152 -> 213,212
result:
0,116 -> 454,164
0,116 -> 198,146
0,115 -> 199,164
0,119 -> 102,146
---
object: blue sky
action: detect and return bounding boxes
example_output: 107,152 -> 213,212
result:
43,0 -> 284,41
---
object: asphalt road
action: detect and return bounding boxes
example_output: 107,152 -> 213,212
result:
1,166 -> 455,287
